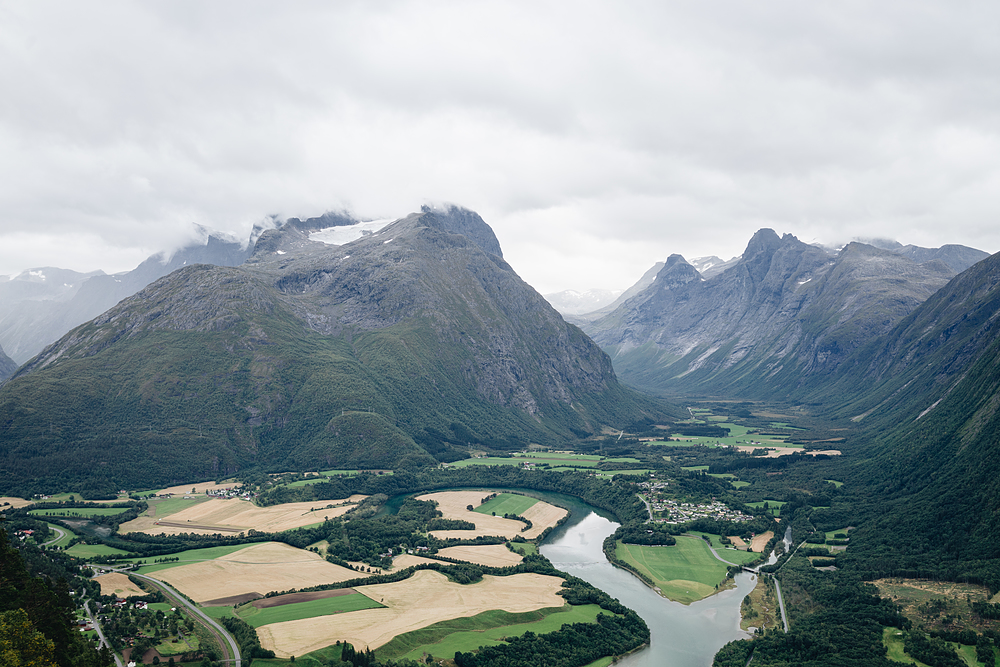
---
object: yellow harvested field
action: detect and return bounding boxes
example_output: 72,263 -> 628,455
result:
728,536 -> 747,548
0,497 -> 33,510
751,531 -> 774,553
257,569 -> 565,657
94,572 -> 146,598
122,496 -> 365,536
522,502 -> 569,538
389,554 -> 441,570
436,544 -> 523,568
417,491 -> 567,540
152,542 -> 357,603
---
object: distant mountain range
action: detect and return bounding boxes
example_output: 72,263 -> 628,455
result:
0,206 -> 673,496
0,229 -> 254,365
581,230 -> 988,399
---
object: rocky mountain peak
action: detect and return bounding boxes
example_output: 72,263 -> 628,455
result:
654,254 -> 701,290
418,205 -> 503,258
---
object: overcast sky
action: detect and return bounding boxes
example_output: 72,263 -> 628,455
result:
1,2 -> 998,294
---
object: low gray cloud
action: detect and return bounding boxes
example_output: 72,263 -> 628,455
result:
1,1 -> 997,292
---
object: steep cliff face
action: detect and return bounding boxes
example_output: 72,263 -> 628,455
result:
584,230 -> 956,398
0,207 -> 670,495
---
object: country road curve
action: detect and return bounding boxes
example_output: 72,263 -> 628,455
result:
40,525 -> 67,547
127,571 -> 242,667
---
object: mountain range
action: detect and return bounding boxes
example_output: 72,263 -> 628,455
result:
582,229 -> 988,399
0,206 -> 672,496
0,229 -> 254,365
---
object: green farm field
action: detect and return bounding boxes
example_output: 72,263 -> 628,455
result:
236,593 -> 383,628
375,604 -> 607,662
29,507 -> 130,518
66,543 -> 130,558
128,543 -> 259,573
746,500 -> 787,516
146,495 -> 210,518
687,532 -> 763,566
616,537 -> 731,604
475,493 -> 538,516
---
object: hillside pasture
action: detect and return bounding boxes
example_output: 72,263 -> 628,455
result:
417,491 -> 567,540
120,496 -> 365,536
435,544 -> 523,567
94,572 -> 146,597
149,542 -> 357,603
615,537 -> 731,605
0,497 -> 33,509
256,569 -> 566,658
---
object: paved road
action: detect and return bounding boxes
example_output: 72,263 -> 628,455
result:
129,572 -> 242,667
84,600 -> 123,667
40,525 -> 67,547
93,566 -> 242,667
773,577 -> 789,633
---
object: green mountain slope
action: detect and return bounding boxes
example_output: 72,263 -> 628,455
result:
0,207 -> 674,496
817,251 -> 1000,586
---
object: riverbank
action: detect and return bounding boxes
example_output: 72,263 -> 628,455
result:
542,511 -> 753,667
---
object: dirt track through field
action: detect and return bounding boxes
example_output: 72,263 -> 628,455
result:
417,491 -> 567,540
153,542 -> 357,603
257,569 -> 566,657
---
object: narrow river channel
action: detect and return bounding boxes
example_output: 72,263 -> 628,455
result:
541,509 -> 757,667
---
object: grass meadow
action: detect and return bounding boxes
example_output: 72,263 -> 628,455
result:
236,593 -> 384,628
615,537 -> 731,604
475,493 -> 538,516
66,543 -> 130,558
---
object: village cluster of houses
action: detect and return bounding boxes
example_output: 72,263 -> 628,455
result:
655,499 -> 751,524
637,482 -> 750,524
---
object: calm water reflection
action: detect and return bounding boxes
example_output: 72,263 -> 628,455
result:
541,511 -> 754,667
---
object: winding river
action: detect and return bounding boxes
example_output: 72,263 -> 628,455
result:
540,502 -> 758,667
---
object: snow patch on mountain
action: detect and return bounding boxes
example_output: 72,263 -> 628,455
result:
310,219 -> 395,246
